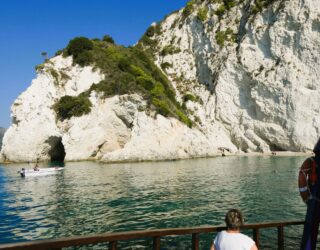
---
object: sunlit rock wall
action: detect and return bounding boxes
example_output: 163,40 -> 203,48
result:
1,0 -> 320,163
152,0 -> 320,153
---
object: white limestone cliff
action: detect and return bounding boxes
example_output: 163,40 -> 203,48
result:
152,0 -> 320,153
0,127 -> 5,150
1,0 -> 319,163
0,56 -> 104,162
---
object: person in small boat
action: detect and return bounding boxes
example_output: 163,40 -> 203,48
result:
20,168 -> 26,177
210,209 -> 258,250
33,162 -> 39,171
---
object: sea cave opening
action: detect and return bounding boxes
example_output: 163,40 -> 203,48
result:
269,144 -> 285,152
46,136 -> 66,162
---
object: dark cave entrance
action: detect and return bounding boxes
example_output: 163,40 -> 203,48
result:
269,144 -> 285,152
46,136 -> 66,162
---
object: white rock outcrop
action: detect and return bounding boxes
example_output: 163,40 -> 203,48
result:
0,56 -> 104,162
1,0 -> 319,163
0,127 -> 5,150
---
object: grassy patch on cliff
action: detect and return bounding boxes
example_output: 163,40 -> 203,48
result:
197,7 -> 208,22
213,0 -> 279,18
182,0 -> 196,18
251,0 -> 279,15
215,28 -> 237,47
55,36 -> 192,127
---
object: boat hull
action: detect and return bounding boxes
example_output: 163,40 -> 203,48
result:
18,167 -> 64,177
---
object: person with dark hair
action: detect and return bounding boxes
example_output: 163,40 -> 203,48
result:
299,138 -> 320,250
210,209 -> 258,250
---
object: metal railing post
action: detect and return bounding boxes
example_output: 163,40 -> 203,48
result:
277,226 -> 284,250
153,236 -> 160,250
109,241 -> 117,250
253,228 -> 260,249
192,233 -> 199,250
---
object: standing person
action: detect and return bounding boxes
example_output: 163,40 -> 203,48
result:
299,138 -> 320,250
210,209 -> 258,250
33,159 -> 40,171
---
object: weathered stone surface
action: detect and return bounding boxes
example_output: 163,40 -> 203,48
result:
153,0 -> 320,153
0,127 -> 5,150
0,56 -> 104,162
1,0 -> 319,163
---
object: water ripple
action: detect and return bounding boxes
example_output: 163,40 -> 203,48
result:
0,156 -> 307,248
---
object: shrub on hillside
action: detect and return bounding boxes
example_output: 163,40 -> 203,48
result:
118,57 -> 132,72
197,7 -> 208,22
161,45 -> 181,56
152,98 -> 171,117
66,37 -> 93,57
55,49 -> 64,56
215,28 -> 236,47
146,26 -> 156,37
140,35 -> 157,47
136,76 -> 154,90
145,23 -> 162,37
183,93 -> 197,102
49,68 -> 59,85
35,64 -> 45,72
215,31 -> 226,47
160,62 -> 172,71
74,51 -> 93,66
182,0 -> 195,17
215,4 -> 226,18
151,82 -> 165,98
223,0 -> 236,10
89,81 -> 120,97
65,37 -> 94,66
251,0 -> 276,14
102,35 -> 115,44
90,74 -> 140,98
176,109 -> 193,128
129,65 -> 146,77
54,95 -> 92,121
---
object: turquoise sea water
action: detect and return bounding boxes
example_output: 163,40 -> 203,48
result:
0,156 -> 307,249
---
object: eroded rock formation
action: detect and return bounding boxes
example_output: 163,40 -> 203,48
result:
1,0 -> 319,162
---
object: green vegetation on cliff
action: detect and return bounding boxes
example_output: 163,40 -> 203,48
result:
54,95 -> 92,120
251,0 -> 279,14
215,28 -> 237,47
214,0 -> 279,18
182,0 -> 196,18
197,7 -> 208,22
54,36 -> 192,127
64,37 -> 94,66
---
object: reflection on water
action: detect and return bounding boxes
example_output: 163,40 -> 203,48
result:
0,156 -> 307,249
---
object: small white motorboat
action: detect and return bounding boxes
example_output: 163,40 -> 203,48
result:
18,167 -> 64,177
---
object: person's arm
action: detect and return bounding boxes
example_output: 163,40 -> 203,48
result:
210,241 -> 216,250
250,243 -> 258,250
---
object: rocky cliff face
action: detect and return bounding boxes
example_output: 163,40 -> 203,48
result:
150,0 -> 320,152
0,127 -> 5,150
1,0 -> 319,163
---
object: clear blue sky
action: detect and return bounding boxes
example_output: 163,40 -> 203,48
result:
0,0 -> 189,128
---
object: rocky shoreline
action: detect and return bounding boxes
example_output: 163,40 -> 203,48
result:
0,151 -> 313,165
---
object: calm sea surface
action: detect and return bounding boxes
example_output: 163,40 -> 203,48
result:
0,156 -> 308,249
